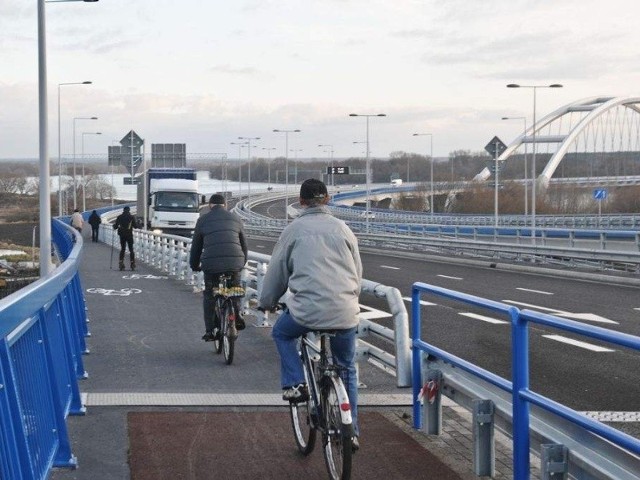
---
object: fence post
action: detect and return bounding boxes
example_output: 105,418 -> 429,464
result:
511,307 -> 530,480
473,399 -> 495,477
422,368 -> 442,435
541,443 -> 568,479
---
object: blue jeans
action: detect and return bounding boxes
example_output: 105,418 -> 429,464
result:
272,311 -> 359,436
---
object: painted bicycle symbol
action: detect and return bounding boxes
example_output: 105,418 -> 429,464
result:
122,274 -> 168,280
86,288 -> 142,296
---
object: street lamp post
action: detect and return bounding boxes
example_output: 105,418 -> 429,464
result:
412,133 -> 434,221
72,116 -> 98,209
273,129 -> 301,221
317,144 -> 334,187
238,136 -> 260,199
349,113 -> 386,232
81,132 -> 101,211
290,149 -> 303,185
262,147 -> 276,188
507,83 -> 563,242
57,81 -> 91,215
230,141 -> 248,201
502,116 -> 528,216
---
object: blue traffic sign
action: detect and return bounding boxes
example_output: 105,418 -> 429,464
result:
593,188 -> 607,200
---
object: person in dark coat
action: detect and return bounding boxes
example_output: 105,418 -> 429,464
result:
88,210 -> 102,242
189,194 -> 248,341
113,206 -> 136,271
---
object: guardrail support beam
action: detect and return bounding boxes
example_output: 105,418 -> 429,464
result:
473,399 -> 495,477
541,443 -> 568,479
422,368 -> 442,435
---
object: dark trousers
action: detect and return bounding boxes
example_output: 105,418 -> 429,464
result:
203,271 -> 241,332
119,235 -> 134,264
91,226 -> 99,242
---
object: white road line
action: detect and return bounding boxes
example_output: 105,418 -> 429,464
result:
459,312 -> 508,325
380,265 -> 400,270
402,296 -> 437,307
437,275 -> 463,280
634,308 -> 640,312
358,305 -> 392,320
502,300 -> 618,324
516,287 -> 554,295
542,335 -> 615,352
255,245 -> 266,249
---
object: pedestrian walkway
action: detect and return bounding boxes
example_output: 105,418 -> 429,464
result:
50,236 -> 526,479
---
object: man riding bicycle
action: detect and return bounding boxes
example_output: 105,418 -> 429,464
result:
259,179 -> 363,449
190,194 -> 248,342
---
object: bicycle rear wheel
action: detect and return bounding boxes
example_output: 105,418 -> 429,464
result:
322,378 -> 353,480
222,302 -> 235,365
213,300 -> 223,354
290,398 -> 317,455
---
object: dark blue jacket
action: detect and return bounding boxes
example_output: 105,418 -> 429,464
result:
189,206 -> 247,273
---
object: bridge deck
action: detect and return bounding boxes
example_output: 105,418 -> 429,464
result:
50,236 -> 520,479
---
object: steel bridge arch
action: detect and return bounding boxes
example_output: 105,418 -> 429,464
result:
474,96 -> 640,187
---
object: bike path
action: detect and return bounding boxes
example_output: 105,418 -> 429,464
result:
50,235 -> 497,479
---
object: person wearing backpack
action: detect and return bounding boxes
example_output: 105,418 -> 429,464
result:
113,206 -> 137,271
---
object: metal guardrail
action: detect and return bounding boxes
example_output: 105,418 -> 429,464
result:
411,283 -> 640,480
0,219 -> 89,479
104,219 -> 412,388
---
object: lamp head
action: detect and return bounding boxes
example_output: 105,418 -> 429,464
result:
549,84 -> 563,88
507,84 -> 520,88
90,116 -> 98,120
82,81 -> 92,84
349,114 -> 358,117
377,114 -> 386,117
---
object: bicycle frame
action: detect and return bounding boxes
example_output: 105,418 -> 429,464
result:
300,334 -> 353,430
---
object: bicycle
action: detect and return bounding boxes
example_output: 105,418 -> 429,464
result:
289,329 -> 354,480
211,274 -> 245,365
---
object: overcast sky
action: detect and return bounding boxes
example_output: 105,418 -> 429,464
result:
2,0 -> 639,160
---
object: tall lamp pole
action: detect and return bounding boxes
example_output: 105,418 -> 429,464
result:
290,149 -> 303,185
238,136 -> 260,199
507,83 -> 563,243
502,116 -> 528,216
81,131 -> 101,211
273,129 -> 301,221
412,133 -> 434,221
57,81 -> 91,215
262,147 -> 276,188
72,116 -> 98,209
318,144 -> 334,187
230,142 -> 248,201
349,113 -> 386,232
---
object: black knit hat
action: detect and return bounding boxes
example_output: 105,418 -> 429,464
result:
209,194 -> 226,205
299,178 -> 328,200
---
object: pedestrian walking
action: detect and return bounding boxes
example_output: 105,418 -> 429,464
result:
70,209 -> 84,234
113,206 -> 137,271
88,210 -> 102,242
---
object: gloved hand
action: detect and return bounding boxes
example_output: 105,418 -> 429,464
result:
191,266 -> 201,272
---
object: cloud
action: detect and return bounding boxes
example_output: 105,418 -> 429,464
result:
210,64 -> 261,76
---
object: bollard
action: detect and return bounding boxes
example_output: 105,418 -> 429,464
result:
473,399 -> 495,477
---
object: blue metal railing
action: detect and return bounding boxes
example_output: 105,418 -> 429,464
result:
411,282 -> 640,479
0,219 -> 89,478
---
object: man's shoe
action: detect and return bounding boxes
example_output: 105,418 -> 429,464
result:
235,315 -> 246,331
202,332 -> 215,342
351,436 -> 360,453
282,383 -> 309,403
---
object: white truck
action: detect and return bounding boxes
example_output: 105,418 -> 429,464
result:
137,168 -> 201,237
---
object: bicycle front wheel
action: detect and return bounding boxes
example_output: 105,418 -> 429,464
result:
222,302 -> 235,365
290,398 -> 317,455
322,377 -> 353,480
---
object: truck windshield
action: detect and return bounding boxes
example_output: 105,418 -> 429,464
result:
155,192 -> 199,212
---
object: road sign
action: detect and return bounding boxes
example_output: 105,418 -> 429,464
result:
123,176 -> 142,185
484,136 -> 507,158
593,188 -> 607,200
120,130 -> 144,149
327,166 -> 350,175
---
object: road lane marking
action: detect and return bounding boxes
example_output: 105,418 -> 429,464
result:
437,275 -> 463,280
516,287 -> 553,295
459,312 -> 508,325
402,296 -> 437,306
542,335 -> 615,352
635,308 -> 640,312
503,300 -> 618,324
358,305 -> 392,320
380,265 -> 400,270
255,245 -> 266,249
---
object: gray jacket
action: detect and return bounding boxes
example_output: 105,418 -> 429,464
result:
259,205 -> 362,329
189,206 -> 248,273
